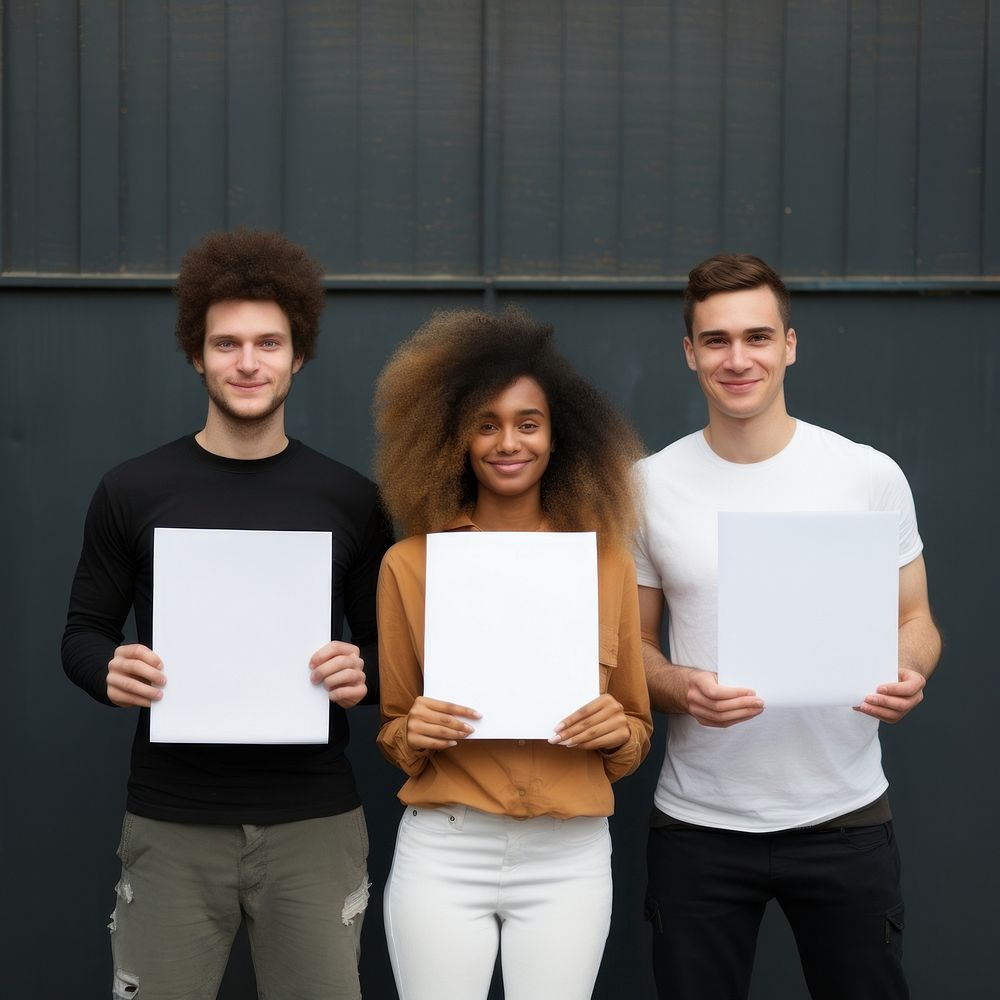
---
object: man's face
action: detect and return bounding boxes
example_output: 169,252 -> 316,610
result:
683,285 -> 796,423
193,299 -> 302,424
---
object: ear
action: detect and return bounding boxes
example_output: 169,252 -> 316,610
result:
785,328 -> 797,367
192,353 -> 205,375
292,354 -> 304,375
683,336 -> 697,372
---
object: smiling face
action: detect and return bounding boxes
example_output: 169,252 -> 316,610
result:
193,299 -> 303,425
684,285 -> 797,424
467,376 -> 553,508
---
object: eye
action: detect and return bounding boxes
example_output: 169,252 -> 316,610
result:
261,338 -> 281,349
216,339 -> 236,350
478,422 -> 498,433
519,421 -> 539,432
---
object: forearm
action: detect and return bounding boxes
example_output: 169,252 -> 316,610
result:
898,613 -> 941,680
641,639 -> 696,715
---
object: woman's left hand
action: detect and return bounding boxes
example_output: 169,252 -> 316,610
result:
549,694 -> 629,751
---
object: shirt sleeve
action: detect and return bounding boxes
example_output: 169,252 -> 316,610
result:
61,479 -> 133,706
867,449 -> 923,567
631,463 -> 662,589
343,500 -> 395,705
599,553 -> 653,782
376,544 -> 432,776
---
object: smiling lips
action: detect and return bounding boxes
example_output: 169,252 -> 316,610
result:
229,380 -> 268,391
719,379 -> 760,393
488,459 -> 531,475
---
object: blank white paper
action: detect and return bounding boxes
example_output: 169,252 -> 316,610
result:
717,512 -> 898,707
424,532 -> 599,739
150,527 -> 332,744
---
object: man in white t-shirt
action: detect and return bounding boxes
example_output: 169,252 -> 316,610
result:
634,253 -> 941,1000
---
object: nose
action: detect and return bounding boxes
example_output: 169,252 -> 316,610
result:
237,343 -> 259,373
497,425 -> 521,453
725,341 -> 751,372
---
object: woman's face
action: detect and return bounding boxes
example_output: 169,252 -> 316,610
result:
467,376 -> 553,504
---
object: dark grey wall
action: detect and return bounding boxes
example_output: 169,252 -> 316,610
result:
2,2 -> 998,998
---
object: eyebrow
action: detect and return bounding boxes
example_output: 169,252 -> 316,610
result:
478,408 -> 546,418
696,325 -> 776,341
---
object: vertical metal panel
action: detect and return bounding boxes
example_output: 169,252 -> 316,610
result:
781,0 -> 850,275
227,0 -> 286,232
844,0 -> 919,274
284,0 -> 360,272
665,0 -> 725,271
499,0 -> 563,272
721,0 -> 784,262
619,0 -> 671,275
562,0 -> 621,275
120,1 -> 169,271
80,0 -> 122,272
980,0 -> 1000,273
917,0 -> 987,273
358,0 -> 417,270
4,0 -> 39,272
36,0 -> 80,272
414,1 -> 482,274
168,1 -> 227,269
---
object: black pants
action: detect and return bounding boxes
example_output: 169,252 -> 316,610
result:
646,821 -> 907,1000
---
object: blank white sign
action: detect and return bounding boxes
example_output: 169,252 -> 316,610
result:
424,532 -> 599,739
150,527 -> 332,743
717,512 -> 898,707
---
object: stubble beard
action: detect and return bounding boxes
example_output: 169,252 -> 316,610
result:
204,378 -> 293,440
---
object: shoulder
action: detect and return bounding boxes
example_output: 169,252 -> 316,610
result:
636,430 -> 704,479
382,534 -> 428,570
98,436 -> 194,493
796,421 -> 908,481
289,441 -> 379,497
597,543 -> 637,586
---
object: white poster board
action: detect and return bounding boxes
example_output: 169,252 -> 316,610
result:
424,532 -> 599,739
717,512 -> 898,707
150,527 -> 332,743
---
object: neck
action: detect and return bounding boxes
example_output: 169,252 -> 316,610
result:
196,406 -> 289,460
471,490 -> 545,532
703,402 -> 795,464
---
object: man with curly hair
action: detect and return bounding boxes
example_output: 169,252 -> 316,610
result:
635,253 -> 941,999
62,229 -> 392,999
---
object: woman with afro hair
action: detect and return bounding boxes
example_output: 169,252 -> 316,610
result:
373,306 -> 653,1000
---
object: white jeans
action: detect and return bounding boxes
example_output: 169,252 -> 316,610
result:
384,804 -> 612,1000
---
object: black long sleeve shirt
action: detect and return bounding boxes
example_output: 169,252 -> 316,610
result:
62,435 -> 393,824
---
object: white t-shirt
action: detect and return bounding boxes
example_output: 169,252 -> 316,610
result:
633,420 -> 923,832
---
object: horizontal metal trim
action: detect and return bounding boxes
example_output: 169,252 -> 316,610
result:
0,272 -> 998,293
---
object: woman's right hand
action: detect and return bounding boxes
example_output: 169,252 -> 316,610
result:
405,697 -> 482,750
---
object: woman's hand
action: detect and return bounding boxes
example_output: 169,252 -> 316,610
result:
405,696 -> 482,750
549,694 -> 629,751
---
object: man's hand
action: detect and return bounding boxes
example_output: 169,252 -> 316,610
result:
405,697 -> 481,750
550,694 -> 629,750
686,669 -> 764,728
310,641 -> 367,708
107,644 -> 165,707
854,667 -> 926,724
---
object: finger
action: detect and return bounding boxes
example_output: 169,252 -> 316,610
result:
321,667 -> 365,691
853,703 -> 906,724
309,641 -> 360,668
419,698 -> 482,720
110,660 -> 167,688
412,715 -> 475,738
115,644 -> 163,668
692,704 -> 764,728
551,705 -> 618,742
311,657 -> 363,684
691,695 -> 763,716
330,684 -> 367,708
561,719 -> 628,749
108,674 -> 163,706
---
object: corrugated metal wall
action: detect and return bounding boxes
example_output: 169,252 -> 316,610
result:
3,0 -> 997,283
2,4 -> 997,999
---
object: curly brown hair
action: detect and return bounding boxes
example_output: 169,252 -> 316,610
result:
374,307 -> 644,548
683,252 -> 791,334
174,229 -> 326,364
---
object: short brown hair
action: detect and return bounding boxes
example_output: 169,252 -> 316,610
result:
683,253 -> 791,334
374,306 -> 644,548
174,229 -> 326,365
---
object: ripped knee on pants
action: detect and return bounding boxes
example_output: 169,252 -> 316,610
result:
341,874 -> 371,926
108,876 -> 134,932
113,969 -> 139,998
